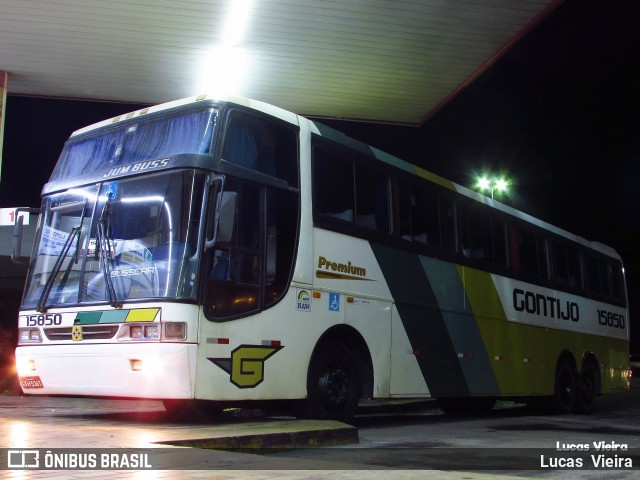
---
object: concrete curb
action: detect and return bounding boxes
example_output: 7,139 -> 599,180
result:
159,423 -> 359,450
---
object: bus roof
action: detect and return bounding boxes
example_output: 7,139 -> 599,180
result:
69,94 -> 621,260
70,94 -> 299,138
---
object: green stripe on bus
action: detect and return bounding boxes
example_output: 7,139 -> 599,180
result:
100,310 -> 129,323
371,243 -> 469,397
420,256 -> 500,395
74,311 -> 103,325
73,308 -> 159,325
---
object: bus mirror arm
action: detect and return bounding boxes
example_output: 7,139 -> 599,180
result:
11,207 -> 40,266
205,191 -> 237,251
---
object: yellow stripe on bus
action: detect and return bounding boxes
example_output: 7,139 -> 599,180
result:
125,308 -> 160,322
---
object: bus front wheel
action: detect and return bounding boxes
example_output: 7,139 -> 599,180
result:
305,340 -> 360,424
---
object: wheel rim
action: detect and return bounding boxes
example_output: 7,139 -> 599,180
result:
558,368 -> 574,408
580,371 -> 595,403
318,363 -> 349,411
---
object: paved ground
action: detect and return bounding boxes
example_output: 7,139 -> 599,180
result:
0,392 -> 529,480
1,384 -> 639,479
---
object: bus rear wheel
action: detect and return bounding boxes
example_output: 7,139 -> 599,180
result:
550,360 -> 576,413
573,361 -> 599,413
305,340 -> 360,424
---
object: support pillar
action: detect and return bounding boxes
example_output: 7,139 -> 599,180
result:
0,71 -> 7,184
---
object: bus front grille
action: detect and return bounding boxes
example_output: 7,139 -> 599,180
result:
44,325 -> 120,341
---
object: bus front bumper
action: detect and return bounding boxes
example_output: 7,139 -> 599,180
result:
15,343 -> 196,399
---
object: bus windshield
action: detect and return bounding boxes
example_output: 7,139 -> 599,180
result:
22,169 -> 208,309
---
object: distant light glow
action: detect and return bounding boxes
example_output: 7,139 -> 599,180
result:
476,176 -> 491,191
474,174 -> 511,199
495,178 -> 509,193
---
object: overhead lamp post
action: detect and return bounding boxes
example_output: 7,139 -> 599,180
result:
475,175 -> 509,199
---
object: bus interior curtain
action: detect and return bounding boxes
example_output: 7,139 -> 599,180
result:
50,110 -> 215,181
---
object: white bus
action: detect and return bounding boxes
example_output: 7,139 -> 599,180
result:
15,94 -> 629,422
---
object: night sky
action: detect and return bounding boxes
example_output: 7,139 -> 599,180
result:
1,0 -> 639,347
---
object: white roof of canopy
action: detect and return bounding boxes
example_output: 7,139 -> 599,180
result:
1,0 -> 558,124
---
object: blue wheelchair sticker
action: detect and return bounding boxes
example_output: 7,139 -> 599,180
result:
328,292 -> 340,312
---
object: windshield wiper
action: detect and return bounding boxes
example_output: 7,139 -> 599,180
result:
36,226 -> 81,313
36,201 -> 88,312
96,198 -> 122,308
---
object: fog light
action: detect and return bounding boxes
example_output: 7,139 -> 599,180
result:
130,359 -> 143,371
16,358 -> 36,375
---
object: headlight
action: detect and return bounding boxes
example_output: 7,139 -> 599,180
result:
130,325 -> 144,339
118,323 -> 159,341
18,328 -> 42,344
162,322 -> 186,341
117,322 -> 185,341
144,325 -> 159,340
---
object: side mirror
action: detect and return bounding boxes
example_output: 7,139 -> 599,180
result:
11,207 -> 40,266
205,191 -> 237,251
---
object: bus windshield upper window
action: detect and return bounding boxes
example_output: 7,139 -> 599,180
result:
51,108 -> 217,181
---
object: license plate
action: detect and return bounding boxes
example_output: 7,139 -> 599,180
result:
19,376 -> 44,389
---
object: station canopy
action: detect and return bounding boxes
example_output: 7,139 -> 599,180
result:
1,0 -> 558,125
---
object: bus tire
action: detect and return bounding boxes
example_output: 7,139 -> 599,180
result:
437,397 -> 496,416
551,360 -> 576,414
305,340 -> 360,424
573,361 -> 599,414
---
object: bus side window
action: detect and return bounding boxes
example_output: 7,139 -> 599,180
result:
566,246 -> 580,287
355,164 -> 389,232
549,240 -> 580,288
609,260 -> 625,302
412,185 -> 440,246
549,241 -> 570,285
314,148 -> 354,222
584,254 -> 603,296
222,111 -> 298,188
508,224 -> 540,277
458,201 -> 491,261
492,217 -> 507,268
397,181 -> 412,241
439,196 -> 456,252
223,113 -> 259,170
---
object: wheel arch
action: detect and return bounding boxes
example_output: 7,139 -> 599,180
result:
309,324 -> 374,399
556,349 -> 578,373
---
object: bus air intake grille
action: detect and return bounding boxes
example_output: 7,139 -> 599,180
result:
44,325 -> 120,341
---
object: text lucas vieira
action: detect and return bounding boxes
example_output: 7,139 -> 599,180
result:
540,441 -> 632,468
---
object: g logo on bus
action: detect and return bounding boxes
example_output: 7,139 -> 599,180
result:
71,325 -> 83,341
209,345 -> 283,388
